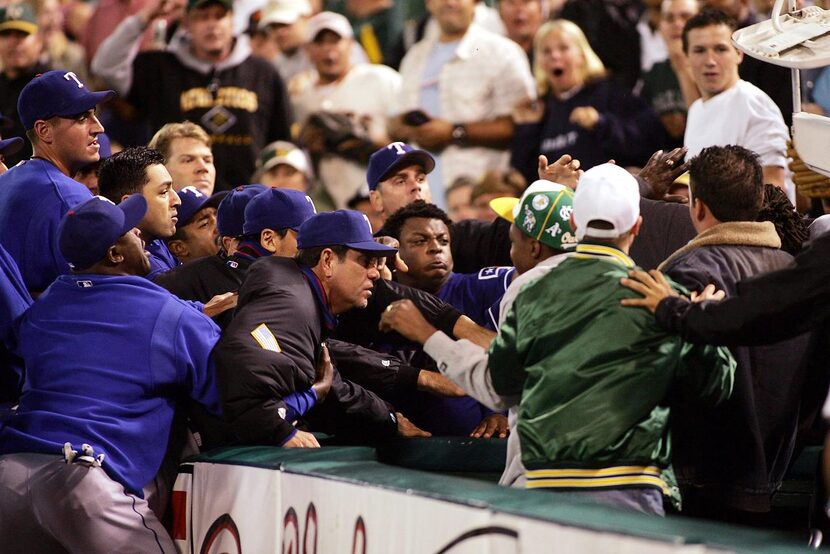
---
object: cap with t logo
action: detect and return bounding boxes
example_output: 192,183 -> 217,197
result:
18,70 -> 116,130
297,209 -> 397,255
366,142 -> 435,191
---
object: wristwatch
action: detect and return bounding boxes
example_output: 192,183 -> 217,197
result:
451,123 -> 468,145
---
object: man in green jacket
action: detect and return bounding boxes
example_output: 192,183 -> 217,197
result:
488,163 -> 735,515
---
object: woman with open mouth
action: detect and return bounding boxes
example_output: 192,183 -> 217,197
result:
510,19 -> 665,184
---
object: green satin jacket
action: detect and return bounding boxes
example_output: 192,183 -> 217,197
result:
488,243 -> 735,493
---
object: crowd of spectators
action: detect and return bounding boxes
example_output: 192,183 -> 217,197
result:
0,0 -> 830,550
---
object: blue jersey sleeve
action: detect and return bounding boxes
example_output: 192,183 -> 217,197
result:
440,267 -> 515,330
172,300 -> 223,416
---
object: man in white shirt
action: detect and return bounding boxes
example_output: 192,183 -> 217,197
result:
289,11 -> 401,209
389,0 -> 535,208
682,9 -> 788,188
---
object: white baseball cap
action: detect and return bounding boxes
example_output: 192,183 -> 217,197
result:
259,0 -> 312,27
253,141 -> 311,180
306,11 -> 353,42
572,163 -> 640,241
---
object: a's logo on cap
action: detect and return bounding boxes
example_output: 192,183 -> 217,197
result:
545,222 -> 562,238
6,5 -> 23,19
561,232 -> 577,246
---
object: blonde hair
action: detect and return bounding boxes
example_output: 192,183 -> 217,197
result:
470,169 -> 527,203
533,19 -> 606,96
148,121 -> 211,159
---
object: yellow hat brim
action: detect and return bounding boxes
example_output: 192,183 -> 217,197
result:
489,196 -> 519,223
0,21 -> 37,34
673,171 -> 690,185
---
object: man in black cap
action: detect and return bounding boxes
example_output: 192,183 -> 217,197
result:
215,209 -> 432,447
0,2 -> 45,166
0,69 -> 115,295
0,194 -> 221,553
91,0 -> 292,190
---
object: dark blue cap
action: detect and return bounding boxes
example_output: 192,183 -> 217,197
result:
18,70 -> 116,130
59,194 -> 147,269
366,142 -> 434,191
176,186 -> 226,230
0,136 -> 23,156
297,209 -> 397,255
243,188 -> 316,235
216,184 -> 267,237
97,132 -> 112,159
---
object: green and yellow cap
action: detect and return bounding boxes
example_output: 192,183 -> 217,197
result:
490,180 -> 577,251
0,3 -> 37,35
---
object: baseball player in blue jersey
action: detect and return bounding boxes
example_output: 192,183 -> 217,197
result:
99,146 -> 182,279
0,70 -> 115,294
383,200 -> 514,330
0,242 -> 31,407
165,186 -> 225,265
0,194 -> 222,553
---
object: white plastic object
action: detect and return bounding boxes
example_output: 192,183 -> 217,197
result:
792,112 -> 830,179
731,4 -> 830,69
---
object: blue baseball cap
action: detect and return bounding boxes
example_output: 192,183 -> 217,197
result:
243,188 -> 316,235
18,70 -> 116,130
175,186 -> 226,230
216,184 -> 268,237
366,142 -> 434,191
97,132 -> 112,159
297,209 -> 397,255
59,194 -> 148,270
0,136 -> 23,156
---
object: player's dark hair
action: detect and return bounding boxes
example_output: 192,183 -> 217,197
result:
99,146 -> 166,203
238,228 -> 289,243
689,145 -> 763,222
757,183 -> 809,256
296,245 -> 348,267
383,200 -> 452,241
682,9 -> 737,53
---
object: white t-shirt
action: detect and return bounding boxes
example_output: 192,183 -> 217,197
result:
290,63 -> 401,208
685,79 -> 789,169
396,24 -> 535,199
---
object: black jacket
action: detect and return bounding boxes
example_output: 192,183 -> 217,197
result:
154,253 -> 251,330
129,53 -> 292,189
155,252 -> 423,397
632,198 -> 696,270
657,232 -> 830,345
657,234 -> 830,503
662,228 -> 810,512
214,257 -> 398,445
